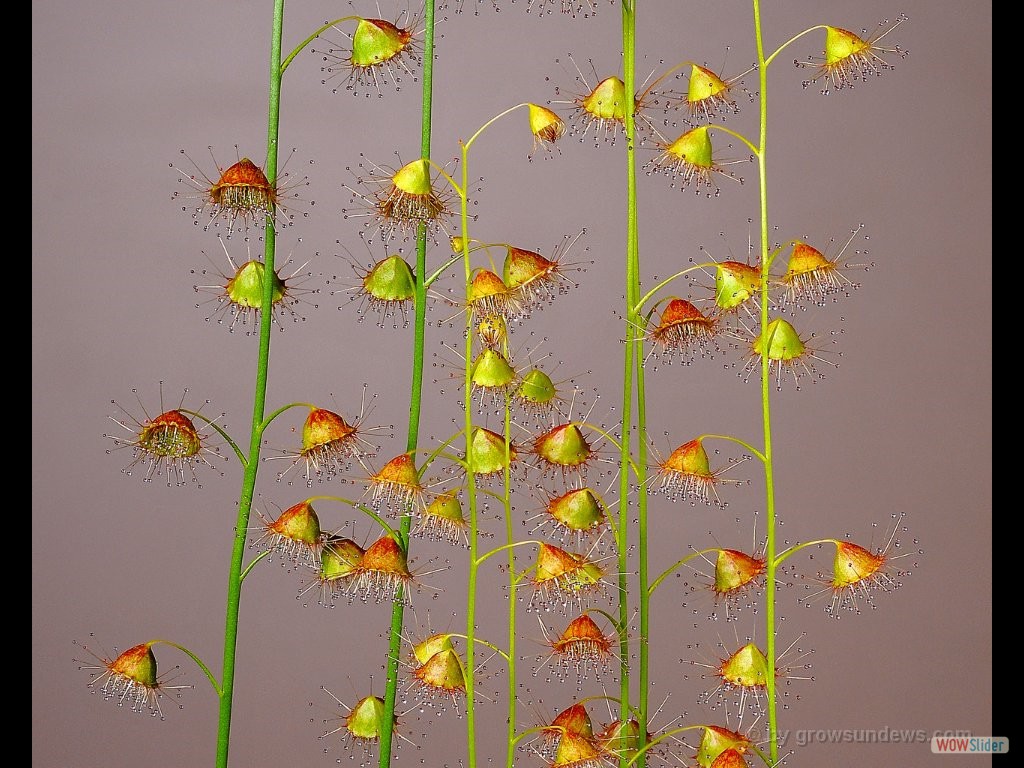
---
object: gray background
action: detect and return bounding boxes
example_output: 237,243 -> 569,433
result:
33,1 -> 992,766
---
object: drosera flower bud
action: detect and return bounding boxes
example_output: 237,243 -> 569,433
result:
407,646 -> 468,716
679,64 -> 751,122
651,437 -> 745,507
411,633 -> 456,665
802,512 -> 918,616
464,426 -> 521,480
713,549 -> 767,603
298,535 -> 367,607
549,702 -> 596,741
319,688 -> 414,762
714,261 -> 762,315
531,423 -> 597,483
476,314 -> 508,350
502,230 -> 586,311
345,534 -> 416,605
313,10 -> 424,97
694,725 -> 753,768
710,748 -> 751,768
192,236 -> 321,334
412,490 -> 470,546
365,452 -> 427,517
694,636 -> 813,722
273,403 -> 381,486
647,126 -> 745,197
342,154 -> 455,244
530,542 -> 611,611
797,15 -> 909,94
552,730 -> 605,767
775,226 -> 869,308
470,348 -> 518,406
252,499 -> 326,569
539,611 -> 617,682
528,103 -> 566,158
742,316 -> 840,391
172,147 -> 310,237
357,253 -> 417,321
595,717 -> 651,760
533,486 -> 609,547
105,386 -> 224,488
75,640 -> 192,718
466,267 -> 523,322
644,298 -> 722,365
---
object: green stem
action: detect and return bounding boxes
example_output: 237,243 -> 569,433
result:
504,394 -> 517,768
238,550 -> 271,584
149,639 -> 222,696
751,1 -> 779,763
647,548 -> 724,596
280,16 -> 359,73
180,409 -> 246,467
214,2 -> 284,766
697,433 -> 767,464
379,3 -> 434,763
302,495 -> 401,542
774,538 -> 840,567
631,262 -> 718,314
615,4 -> 638,766
460,139 -> 480,768
622,3 -> 650,765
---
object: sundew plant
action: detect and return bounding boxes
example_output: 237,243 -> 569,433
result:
67,1 -> 930,767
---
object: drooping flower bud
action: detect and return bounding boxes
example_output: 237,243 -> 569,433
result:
695,725 -> 753,768
532,423 -> 593,479
414,491 -> 469,545
715,261 -> 761,312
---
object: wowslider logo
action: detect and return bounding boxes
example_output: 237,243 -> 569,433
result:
931,736 -> 1008,754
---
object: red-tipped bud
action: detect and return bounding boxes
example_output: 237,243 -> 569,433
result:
319,536 -> 365,581
718,643 -> 770,688
413,648 -> 466,694
360,535 -> 410,577
467,426 -> 517,476
369,453 -> 424,513
468,268 -> 520,320
695,726 -> 753,768
832,541 -> 886,589
350,18 -> 413,68
715,261 -> 762,311
109,643 -> 159,689
547,488 -> 605,534
710,749 -> 751,768
553,730 -> 603,765
528,103 -> 566,146
362,254 -> 416,304
268,501 -> 323,547
302,407 -> 357,453
412,633 -> 455,665
504,246 -> 557,291
551,613 -> 615,663
209,158 -> 276,215
415,491 -> 469,545
583,76 -> 628,121
138,410 -> 203,460
549,703 -> 595,740
714,549 -> 766,596
533,423 -> 593,473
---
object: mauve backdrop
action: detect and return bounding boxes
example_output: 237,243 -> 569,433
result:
33,1 -> 992,767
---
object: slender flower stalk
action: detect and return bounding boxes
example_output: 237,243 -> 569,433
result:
614,4 -> 638,765
212,2 -> 286,765
378,2 -> 436,764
